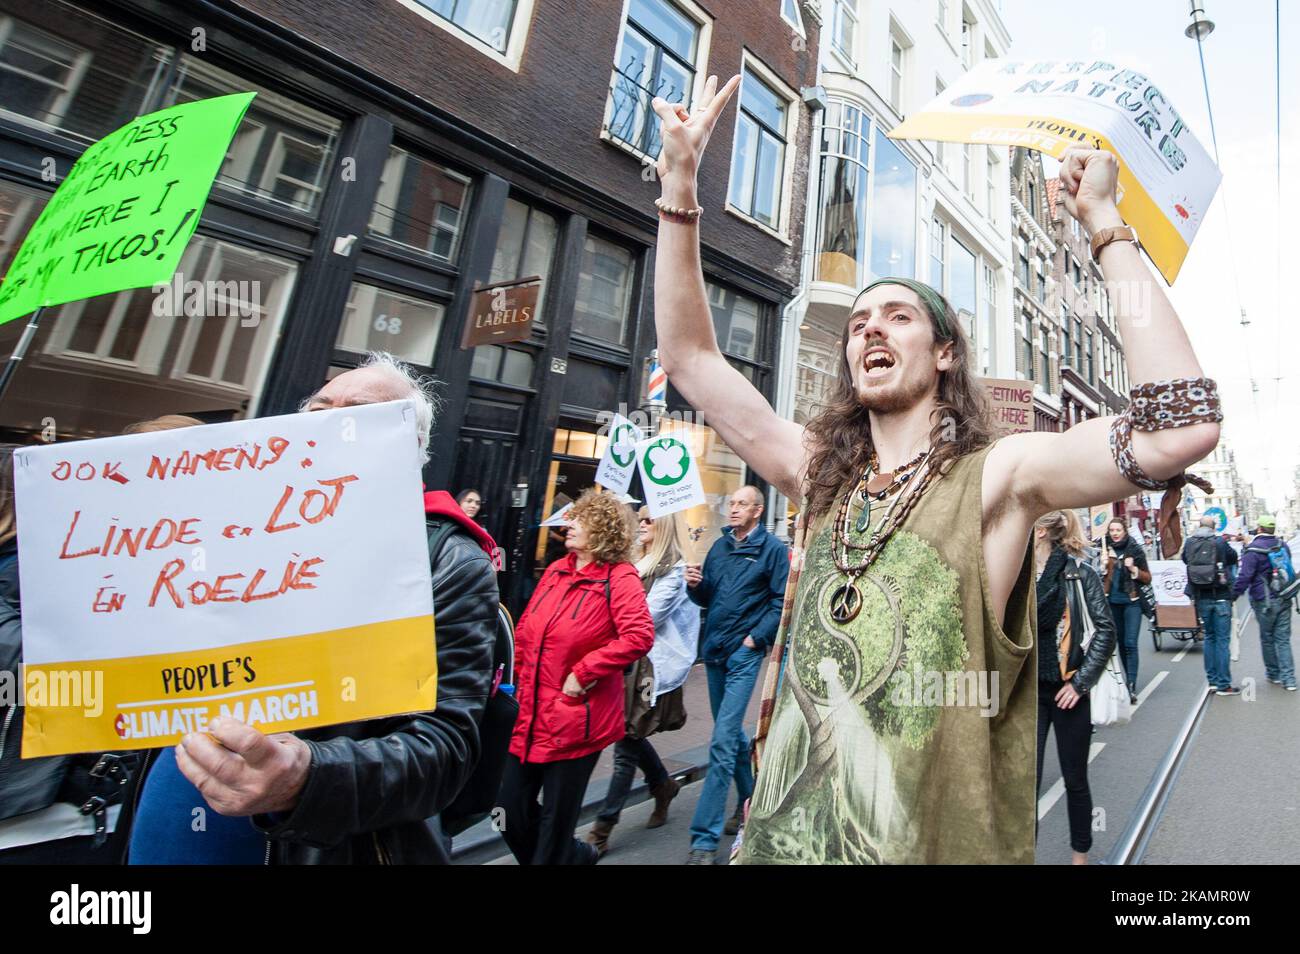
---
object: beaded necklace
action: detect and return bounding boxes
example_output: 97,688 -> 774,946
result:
827,449 -> 936,624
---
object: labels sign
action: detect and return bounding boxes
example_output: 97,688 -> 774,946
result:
460,278 -> 540,348
0,93 -> 257,325
14,401 -> 435,756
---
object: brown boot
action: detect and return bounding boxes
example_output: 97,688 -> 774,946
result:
585,819 -> 614,857
646,777 -> 681,829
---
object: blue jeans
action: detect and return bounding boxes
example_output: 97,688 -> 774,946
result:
1195,598 -> 1232,689
1252,599 -> 1296,688
689,643 -> 763,851
1109,600 -> 1143,692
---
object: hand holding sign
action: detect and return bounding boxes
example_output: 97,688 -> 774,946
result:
1059,147 -> 1123,233
176,716 -> 310,816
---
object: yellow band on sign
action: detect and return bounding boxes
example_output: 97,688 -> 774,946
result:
21,614 -> 436,757
889,113 -> 1189,284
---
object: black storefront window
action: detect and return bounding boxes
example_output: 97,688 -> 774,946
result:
336,283 -> 446,367
706,280 -> 759,361
0,219 -> 300,439
573,234 -> 634,345
0,2 -> 170,145
165,57 -> 340,217
470,344 -> 534,387
488,197 -> 557,324
369,144 -> 472,261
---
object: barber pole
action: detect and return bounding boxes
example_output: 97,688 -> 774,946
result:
646,350 -> 667,408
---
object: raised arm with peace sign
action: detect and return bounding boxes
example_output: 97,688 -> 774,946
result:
649,76 -> 807,502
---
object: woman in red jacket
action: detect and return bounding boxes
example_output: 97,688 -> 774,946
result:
499,488 -> 655,864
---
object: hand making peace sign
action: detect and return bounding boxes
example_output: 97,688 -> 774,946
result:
650,74 -> 741,193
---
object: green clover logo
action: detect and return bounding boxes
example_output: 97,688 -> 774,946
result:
644,437 -> 688,486
610,423 -> 637,467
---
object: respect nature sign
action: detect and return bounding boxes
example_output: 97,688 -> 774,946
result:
0,92 -> 256,325
890,59 -> 1219,284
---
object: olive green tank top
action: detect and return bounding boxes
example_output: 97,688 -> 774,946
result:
736,444 -> 1037,864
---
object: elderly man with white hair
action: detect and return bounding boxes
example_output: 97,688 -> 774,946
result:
121,352 -> 500,865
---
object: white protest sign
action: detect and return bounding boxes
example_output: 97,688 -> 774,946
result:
13,401 -> 435,756
890,58 -> 1220,283
1149,560 -> 1191,606
595,413 -> 641,495
635,433 -> 706,519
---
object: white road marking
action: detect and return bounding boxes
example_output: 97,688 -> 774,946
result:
1135,670 -> 1168,710
1173,642 -> 1192,663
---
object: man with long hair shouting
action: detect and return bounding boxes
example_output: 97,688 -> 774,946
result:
649,77 -> 1221,864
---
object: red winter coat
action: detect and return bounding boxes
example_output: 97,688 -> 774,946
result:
509,554 -> 654,763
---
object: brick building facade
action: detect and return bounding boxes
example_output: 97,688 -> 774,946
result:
0,0 -> 820,610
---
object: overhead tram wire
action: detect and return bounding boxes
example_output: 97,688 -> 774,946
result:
1187,3 -> 1261,418
1275,0 -> 1283,415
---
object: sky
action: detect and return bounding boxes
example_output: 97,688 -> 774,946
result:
1001,0 -> 1296,510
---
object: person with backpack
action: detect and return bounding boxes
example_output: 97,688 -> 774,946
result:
119,354 -> 501,864
1102,518 -> 1151,704
1034,510 -> 1118,864
1182,515 -> 1241,695
1233,515 -> 1297,691
499,488 -> 655,865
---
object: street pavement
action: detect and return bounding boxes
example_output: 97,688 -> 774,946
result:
453,659 -> 760,864
1141,605 -> 1299,864
1037,603 -> 1299,865
471,604 -> 1299,865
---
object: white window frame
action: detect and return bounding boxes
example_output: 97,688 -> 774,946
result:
986,146 -> 999,224
0,16 -> 92,136
830,0 -> 858,68
888,23 -> 910,115
725,50 -> 799,243
601,0 -> 714,163
393,0 -> 537,73
933,77 -> 947,174
258,131 -> 328,212
929,215 -> 948,293
960,6 -> 977,70
170,244 -> 296,392
780,0 -> 805,36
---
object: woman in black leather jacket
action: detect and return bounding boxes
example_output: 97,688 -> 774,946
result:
1034,509 -> 1118,865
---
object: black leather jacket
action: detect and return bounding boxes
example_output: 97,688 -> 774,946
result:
1061,557 -> 1119,693
118,515 -> 499,865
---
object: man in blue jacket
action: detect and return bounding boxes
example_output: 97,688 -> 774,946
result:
683,485 -> 789,864
1232,515 -> 1296,691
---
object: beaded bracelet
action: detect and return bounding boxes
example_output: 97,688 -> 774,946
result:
1108,376 -> 1222,491
654,197 -> 703,224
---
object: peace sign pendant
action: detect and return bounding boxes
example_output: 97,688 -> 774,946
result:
829,581 -> 863,624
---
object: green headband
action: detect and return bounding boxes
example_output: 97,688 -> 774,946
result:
858,277 -> 953,340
